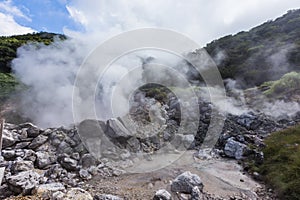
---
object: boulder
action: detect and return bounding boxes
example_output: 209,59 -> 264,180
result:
171,171 -> 203,194
171,134 -> 194,150
58,155 -> 78,171
2,130 -> 16,148
224,138 -> 248,160
7,170 -> 40,195
64,188 -> 93,200
236,113 -> 262,130
80,154 -> 97,168
15,141 -> 31,149
34,182 -> 65,199
28,135 -> 48,149
153,189 -> 172,200
19,123 -> 40,138
11,160 -> 34,173
191,186 -> 202,200
2,149 -> 16,160
36,151 -> 56,169
106,118 -> 132,139
0,167 -> 4,185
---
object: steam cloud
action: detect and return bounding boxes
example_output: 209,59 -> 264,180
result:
11,1 -> 300,127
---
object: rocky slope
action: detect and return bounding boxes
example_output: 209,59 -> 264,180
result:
1,89 -> 299,199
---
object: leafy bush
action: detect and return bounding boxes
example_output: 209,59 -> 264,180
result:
259,125 -> 300,199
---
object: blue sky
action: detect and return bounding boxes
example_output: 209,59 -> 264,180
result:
13,0 -> 76,33
0,0 -> 80,34
1,0 -> 300,45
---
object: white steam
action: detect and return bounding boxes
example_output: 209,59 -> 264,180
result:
11,1 -> 300,127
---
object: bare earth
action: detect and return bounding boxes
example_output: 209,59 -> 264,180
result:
83,151 -> 274,199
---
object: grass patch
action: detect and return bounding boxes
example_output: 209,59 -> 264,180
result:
258,125 -> 300,199
261,71 -> 300,97
0,72 -> 19,99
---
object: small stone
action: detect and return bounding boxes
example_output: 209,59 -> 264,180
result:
88,166 -> 98,176
64,188 -> 93,200
52,191 -> 65,200
22,149 -> 36,162
80,154 -> 97,168
191,186 -> 202,200
153,189 -> 171,200
34,182 -> 65,199
71,152 -> 80,161
171,171 -> 203,194
19,129 -> 28,140
94,194 -> 123,200
79,169 -> 92,180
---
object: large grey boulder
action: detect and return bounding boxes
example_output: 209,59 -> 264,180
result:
36,151 -> 56,169
28,134 -> 48,149
11,160 -> 34,173
77,119 -> 106,159
171,171 -> 203,194
153,189 -> 172,200
224,137 -> 248,160
2,149 -> 16,160
2,129 -> 16,148
58,154 -> 78,171
106,118 -> 132,139
19,123 -> 41,138
7,170 -> 41,195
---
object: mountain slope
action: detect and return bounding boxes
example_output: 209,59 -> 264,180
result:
0,32 -> 66,73
205,9 -> 300,88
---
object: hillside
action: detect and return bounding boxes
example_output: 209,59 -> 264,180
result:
0,32 -> 66,73
205,9 -> 300,88
0,32 -> 66,100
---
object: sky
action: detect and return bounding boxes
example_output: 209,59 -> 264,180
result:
1,0 -> 300,45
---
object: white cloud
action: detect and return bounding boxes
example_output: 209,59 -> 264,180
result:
0,0 -> 34,36
0,12 -> 34,36
0,0 -> 31,21
65,0 -> 300,45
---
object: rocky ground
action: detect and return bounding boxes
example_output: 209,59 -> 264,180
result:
0,89 -> 300,199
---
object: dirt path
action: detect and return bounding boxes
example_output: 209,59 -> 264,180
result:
85,151 -> 270,199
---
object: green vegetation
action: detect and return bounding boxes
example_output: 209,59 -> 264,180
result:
261,71 -> 300,97
0,72 -> 19,100
0,32 -> 65,99
205,9 -> 300,87
0,32 -> 66,73
258,125 -> 300,200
